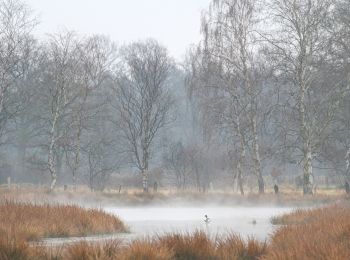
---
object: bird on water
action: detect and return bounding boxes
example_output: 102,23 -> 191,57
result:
204,214 -> 210,224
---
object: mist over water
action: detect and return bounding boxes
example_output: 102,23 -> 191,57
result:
39,205 -> 294,246
0,0 -> 348,258
104,206 -> 293,241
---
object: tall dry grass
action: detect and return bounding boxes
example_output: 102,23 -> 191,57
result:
0,232 -> 266,260
119,239 -> 174,260
0,199 -> 349,259
158,231 -> 217,259
265,204 -> 350,260
119,231 -> 264,260
216,234 -> 267,260
0,201 -> 127,241
64,240 -> 121,260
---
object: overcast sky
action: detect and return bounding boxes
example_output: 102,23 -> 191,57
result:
25,0 -> 211,61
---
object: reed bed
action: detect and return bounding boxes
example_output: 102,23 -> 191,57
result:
0,231 -> 266,260
0,199 -> 349,259
0,201 -> 127,242
265,204 -> 350,260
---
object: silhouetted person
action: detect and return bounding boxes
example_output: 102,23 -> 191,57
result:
345,181 -> 350,194
153,181 -> 158,192
274,184 -> 279,194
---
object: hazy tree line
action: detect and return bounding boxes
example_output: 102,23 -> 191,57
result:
0,0 -> 349,194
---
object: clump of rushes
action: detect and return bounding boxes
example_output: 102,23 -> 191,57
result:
64,240 -> 122,260
119,239 -> 174,260
158,231 -> 216,260
216,234 -> 267,260
0,201 -> 127,241
270,208 -> 322,225
0,238 -> 31,260
265,205 -> 350,260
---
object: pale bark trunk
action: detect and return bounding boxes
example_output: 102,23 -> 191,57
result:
142,147 -> 149,193
236,117 -> 245,196
299,82 -> 313,195
237,144 -> 245,195
48,127 -> 57,191
252,114 -> 264,194
303,143 -> 313,194
237,163 -> 244,195
241,36 -> 264,194
48,100 -> 60,191
142,169 -> 148,193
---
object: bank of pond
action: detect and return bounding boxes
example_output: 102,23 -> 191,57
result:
0,200 -> 349,259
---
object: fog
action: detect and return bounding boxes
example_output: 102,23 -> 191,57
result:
105,206 -> 293,239
0,2 -> 348,258
38,205 -> 294,246
0,0 -> 348,197
26,0 -> 211,59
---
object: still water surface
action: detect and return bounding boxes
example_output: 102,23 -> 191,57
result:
41,206 -> 294,245
105,206 -> 293,240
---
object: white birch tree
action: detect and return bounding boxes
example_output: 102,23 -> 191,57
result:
195,0 -> 266,193
112,39 -> 173,193
264,0 -> 337,194
37,32 -> 82,191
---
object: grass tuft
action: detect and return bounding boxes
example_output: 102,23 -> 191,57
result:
64,240 -> 121,260
0,201 -> 127,242
158,231 -> 216,260
265,205 -> 350,260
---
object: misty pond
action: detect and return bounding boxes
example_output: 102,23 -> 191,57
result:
42,206 -> 294,245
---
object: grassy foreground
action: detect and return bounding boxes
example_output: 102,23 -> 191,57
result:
265,203 -> 350,260
0,201 -> 349,259
0,201 -> 127,242
0,232 -> 266,260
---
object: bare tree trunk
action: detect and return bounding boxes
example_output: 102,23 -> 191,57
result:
232,170 -> 237,192
142,141 -> 150,192
345,147 -> 350,180
252,117 -> 264,194
142,169 -> 148,193
241,31 -> 265,194
182,171 -> 186,191
237,145 -> 245,195
89,171 -> 94,192
48,107 -> 59,191
248,87 -> 264,193
71,89 -> 88,190
71,133 -> 81,190
303,142 -> 313,194
299,84 -> 313,195
237,117 -> 246,195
